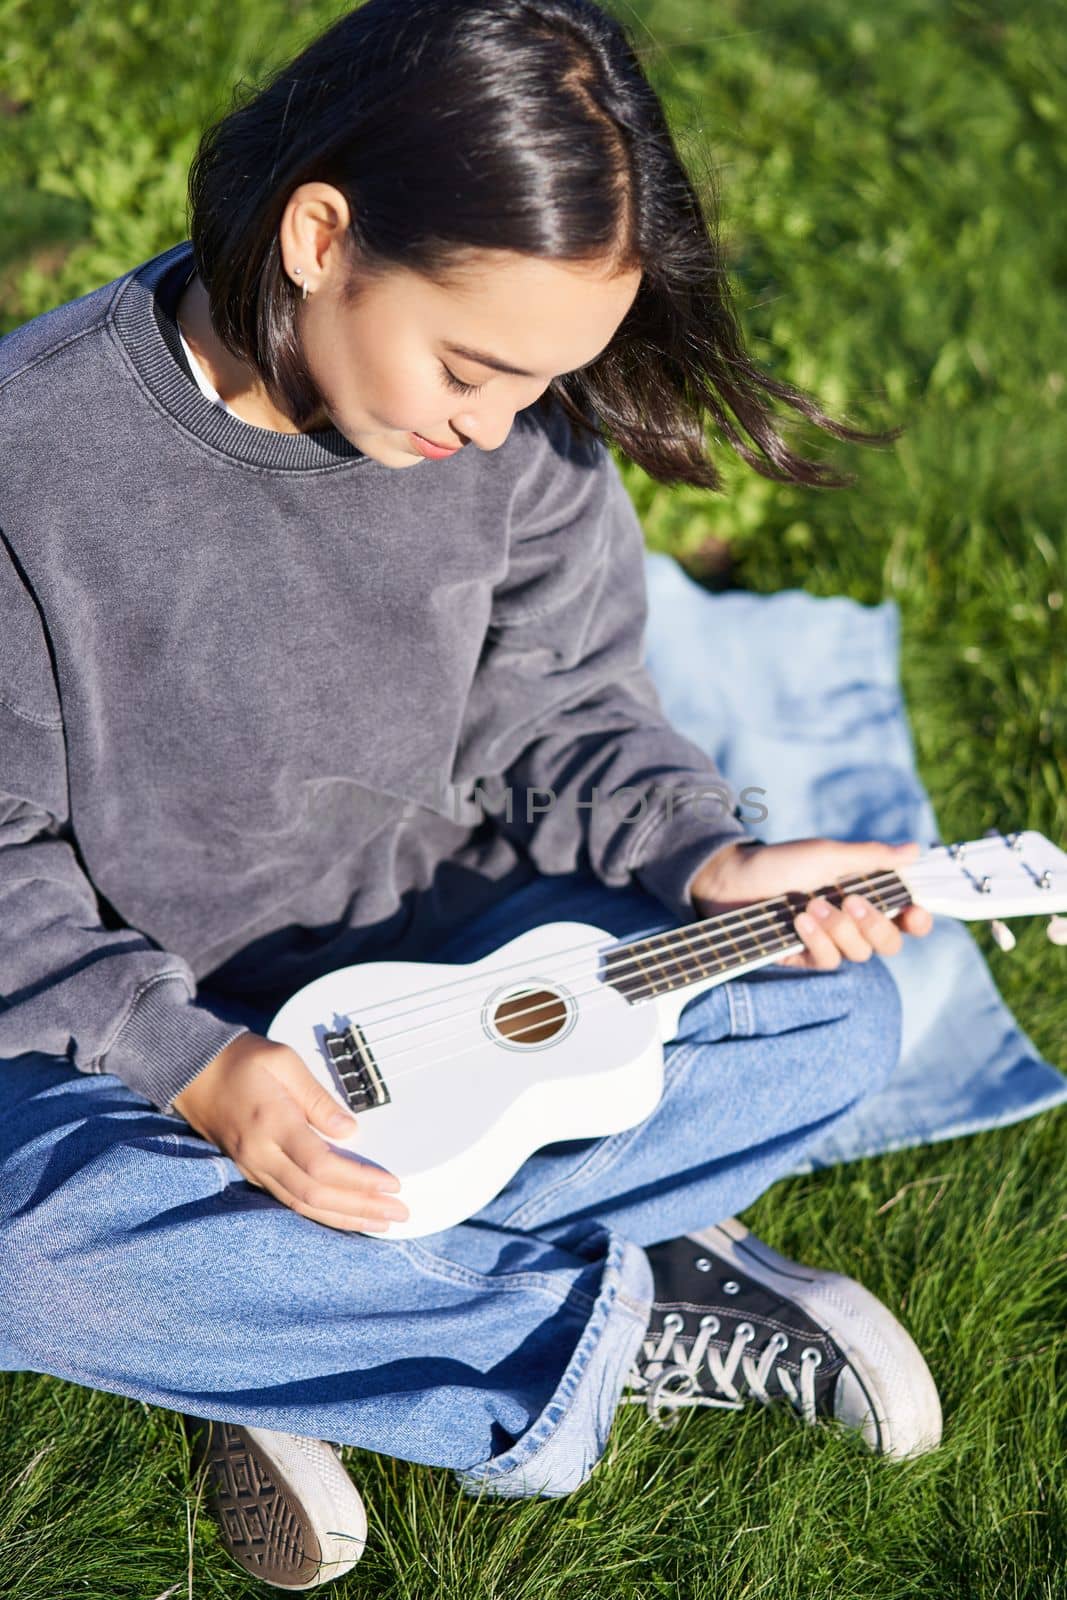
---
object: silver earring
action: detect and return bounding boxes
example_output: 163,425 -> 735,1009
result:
293,267 -> 309,301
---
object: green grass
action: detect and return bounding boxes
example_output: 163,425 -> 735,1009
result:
1,0 -> 1065,1595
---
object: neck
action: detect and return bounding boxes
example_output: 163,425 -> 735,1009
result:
601,868 -> 912,1002
175,274 -> 331,434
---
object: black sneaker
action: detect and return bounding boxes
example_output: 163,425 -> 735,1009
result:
620,1217 -> 942,1460
185,1418 -> 368,1590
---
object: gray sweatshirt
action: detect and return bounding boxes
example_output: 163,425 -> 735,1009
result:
0,240 -> 750,1113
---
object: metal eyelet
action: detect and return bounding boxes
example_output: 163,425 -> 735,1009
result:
800,1346 -> 823,1367
693,1256 -> 713,1272
698,1314 -> 720,1333
721,1279 -> 741,1295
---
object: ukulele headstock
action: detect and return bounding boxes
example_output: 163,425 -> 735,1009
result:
899,829 -> 1067,935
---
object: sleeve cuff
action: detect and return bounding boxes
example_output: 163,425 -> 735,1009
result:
630,794 -> 762,925
101,974 -> 251,1112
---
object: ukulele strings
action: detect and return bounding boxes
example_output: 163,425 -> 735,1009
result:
315,864 -> 913,1041
303,850 -> 1051,1041
370,881 -> 910,1060
338,867 -> 907,1049
365,882 -> 916,1090
369,854 -> 1065,1083
360,880 -> 916,1090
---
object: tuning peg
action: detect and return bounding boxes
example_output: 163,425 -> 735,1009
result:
990,919 -> 1016,952
1047,916 -> 1067,947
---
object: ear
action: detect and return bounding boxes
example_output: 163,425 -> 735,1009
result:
278,183 -> 353,293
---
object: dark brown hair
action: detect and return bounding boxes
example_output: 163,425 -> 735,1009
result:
188,0 -> 893,488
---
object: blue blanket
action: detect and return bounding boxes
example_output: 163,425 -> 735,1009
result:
641,551 -> 1067,1167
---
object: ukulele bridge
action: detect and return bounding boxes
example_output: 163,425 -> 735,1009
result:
322,1023 -> 391,1113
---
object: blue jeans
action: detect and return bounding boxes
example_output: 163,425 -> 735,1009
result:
0,869 -> 901,1499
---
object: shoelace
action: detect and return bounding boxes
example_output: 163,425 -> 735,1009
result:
621,1310 -> 825,1431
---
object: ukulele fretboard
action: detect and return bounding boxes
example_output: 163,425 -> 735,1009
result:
601,870 -> 913,1002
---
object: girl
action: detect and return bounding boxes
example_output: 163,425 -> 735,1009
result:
0,0 -> 938,1589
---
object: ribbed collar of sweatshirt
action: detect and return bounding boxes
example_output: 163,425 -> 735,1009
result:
119,240 -> 366,471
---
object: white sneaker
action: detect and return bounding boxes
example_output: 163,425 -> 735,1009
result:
187,1419 -> 368,1590
620,1217 -> 942,1460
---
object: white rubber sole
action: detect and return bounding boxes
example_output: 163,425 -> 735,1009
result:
198,1422 -> 369,1590
687,1218 -> 943,1460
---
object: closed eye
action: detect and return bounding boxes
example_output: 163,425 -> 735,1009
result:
440,364 -> 486,397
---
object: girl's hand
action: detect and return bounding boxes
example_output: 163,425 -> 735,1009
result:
172,1033 -> 409,1232
690,836 -> 934,972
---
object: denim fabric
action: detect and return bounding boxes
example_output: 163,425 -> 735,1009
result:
0,867 -> 901,1499
642,550 -> 1067,1159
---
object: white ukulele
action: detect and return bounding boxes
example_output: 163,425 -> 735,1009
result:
267,829 -> 1067,1238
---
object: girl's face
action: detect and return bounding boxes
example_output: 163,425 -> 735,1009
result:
285,185 -> 643,467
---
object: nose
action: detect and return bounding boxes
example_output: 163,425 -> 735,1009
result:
450,405 -> 516,453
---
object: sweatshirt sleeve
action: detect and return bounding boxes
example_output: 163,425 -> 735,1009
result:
457,403 -> 756,925
0,539 -> 249,1111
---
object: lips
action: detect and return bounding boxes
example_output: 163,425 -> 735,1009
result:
409,430 -> 462,460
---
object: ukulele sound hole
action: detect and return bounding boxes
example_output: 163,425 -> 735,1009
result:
492,987 -> 569,1046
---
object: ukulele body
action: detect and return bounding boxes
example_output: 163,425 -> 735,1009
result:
266,827 -> 1067,1238
267,920 -> 669,1238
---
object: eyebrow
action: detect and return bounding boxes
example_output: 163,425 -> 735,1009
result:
442,341 -> 537,378
443,341 -> 603,380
